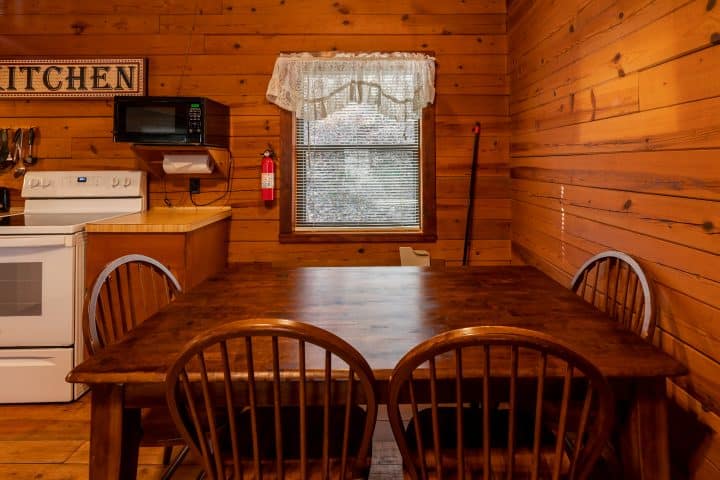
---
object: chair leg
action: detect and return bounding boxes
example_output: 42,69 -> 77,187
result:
600,440 -> 624,479
162,446 -> 173,465
160,445 -> 190,480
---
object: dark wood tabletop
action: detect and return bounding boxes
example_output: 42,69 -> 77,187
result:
67,264 -> 686,385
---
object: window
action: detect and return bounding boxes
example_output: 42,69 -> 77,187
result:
279,104 -> 436,242
267,52 -> 437,242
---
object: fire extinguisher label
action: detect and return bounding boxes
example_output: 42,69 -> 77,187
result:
261,173 -> 274,189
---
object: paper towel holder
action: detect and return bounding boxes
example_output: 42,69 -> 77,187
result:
131,145 -> 230,180
162,153 -> 214,175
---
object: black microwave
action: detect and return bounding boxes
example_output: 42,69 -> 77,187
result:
113,96 -> 229,147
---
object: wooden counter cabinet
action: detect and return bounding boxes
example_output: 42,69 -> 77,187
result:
85,207 -> 231,292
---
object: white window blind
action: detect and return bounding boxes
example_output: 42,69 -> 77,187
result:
295,102 -> 421,230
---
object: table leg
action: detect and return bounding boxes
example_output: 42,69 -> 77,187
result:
89,384 -> 142,480
619,378 -> 671,480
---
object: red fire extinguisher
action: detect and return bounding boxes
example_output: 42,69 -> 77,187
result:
261,148 -> 275,201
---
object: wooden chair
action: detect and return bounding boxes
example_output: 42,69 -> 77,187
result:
165,318 -> 378,480
400,247 -> 431,267
387,326 -> 615,480
570,251 -> 654,475
85,254 -> 190,479
571,251 -> 654,339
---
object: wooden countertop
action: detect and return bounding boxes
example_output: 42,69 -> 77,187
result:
86,207 -> 231,233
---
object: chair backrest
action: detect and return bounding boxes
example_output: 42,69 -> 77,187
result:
165,318 -> 378,480
85,254 -> 182,354
571,251 -> 654,339
387,326 -> 614,480
400,247 -> 431,267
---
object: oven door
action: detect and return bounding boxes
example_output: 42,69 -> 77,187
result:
0,234 -> 78,347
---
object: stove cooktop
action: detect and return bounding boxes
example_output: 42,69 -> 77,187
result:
0,212 -> 129,235
0,171 -> 148,235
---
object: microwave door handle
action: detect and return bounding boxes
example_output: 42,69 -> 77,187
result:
0,236 -> 71,248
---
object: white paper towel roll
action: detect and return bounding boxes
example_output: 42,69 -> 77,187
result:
162,153 -> 214,174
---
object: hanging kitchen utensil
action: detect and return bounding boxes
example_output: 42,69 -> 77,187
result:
0,129 -> 10,171
24,127 -> 37,165
11,128 -> 22,163
462,122 -> 481,266
0,187 -> 9,212
12,129 -> 26,178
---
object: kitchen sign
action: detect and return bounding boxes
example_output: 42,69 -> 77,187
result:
0,58 -> 146,98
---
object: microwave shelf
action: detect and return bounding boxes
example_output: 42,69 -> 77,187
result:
131,145 -> 230,179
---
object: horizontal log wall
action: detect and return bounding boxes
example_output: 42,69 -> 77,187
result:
508,0 -> 720,477
1,0 -> 510,266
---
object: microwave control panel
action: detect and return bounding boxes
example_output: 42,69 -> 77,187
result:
188,103 -> 202,134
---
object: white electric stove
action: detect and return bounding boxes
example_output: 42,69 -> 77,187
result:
0,170 -> 146,403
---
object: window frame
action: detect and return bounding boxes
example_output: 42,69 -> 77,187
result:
279,104 -> 437,243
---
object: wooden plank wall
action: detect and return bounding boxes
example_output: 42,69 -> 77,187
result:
507,0 -> 720,477
0,0 -> 510,267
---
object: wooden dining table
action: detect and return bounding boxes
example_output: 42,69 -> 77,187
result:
67,264 -> 686,480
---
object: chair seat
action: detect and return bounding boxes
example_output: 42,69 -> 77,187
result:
210,460 -> 367,480
222,405 -> 369,460
406,407 -> 556,449
208,405 -> 372,479
404,407 -> 567,478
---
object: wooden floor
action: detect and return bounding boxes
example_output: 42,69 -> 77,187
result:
0,393 -> 403,479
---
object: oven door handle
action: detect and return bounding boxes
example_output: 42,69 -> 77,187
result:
0,235 -> 73,248
0,356 -> 58,367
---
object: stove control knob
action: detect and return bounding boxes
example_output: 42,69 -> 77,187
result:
41,178 -> 51,188
111,176 -> 120,188
123,177 -> 132,187
29,178 -> 41,188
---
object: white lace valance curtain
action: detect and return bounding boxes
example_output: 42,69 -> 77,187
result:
266,52 -> 436,121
